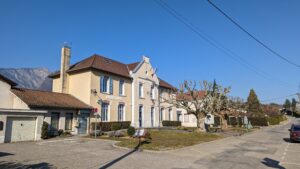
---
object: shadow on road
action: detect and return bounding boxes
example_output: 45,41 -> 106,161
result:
0,152 -> 14,157
99,140 -> 149,169
0,161 -> 54,169
261,158 -> 285,169
282,138 -> 290,143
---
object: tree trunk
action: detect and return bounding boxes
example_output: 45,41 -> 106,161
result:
220,116 -> 227,130
196,117 -> 205,132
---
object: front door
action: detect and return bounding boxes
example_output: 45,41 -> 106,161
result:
78,113 -> 88,134
139,106 -> 143,127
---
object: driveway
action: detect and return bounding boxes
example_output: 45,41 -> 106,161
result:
0,118 -> 299,169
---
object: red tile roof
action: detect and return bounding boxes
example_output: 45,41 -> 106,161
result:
11,88 -> 92,110
48,54 -> 175,90
177,91 -> 206,101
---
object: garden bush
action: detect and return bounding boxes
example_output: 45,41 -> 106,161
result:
127,126 -> 135,137
162,121 -> 181,127
248,117 -> 268,126
111,123 -> 121,131
268,115 -> 285,125
90,121 -> 131,132
214,116 -> 221,127
41,121 -> 49,139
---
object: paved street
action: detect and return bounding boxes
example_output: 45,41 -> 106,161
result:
0,118 -> 299,169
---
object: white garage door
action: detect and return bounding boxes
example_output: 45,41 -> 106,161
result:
5,117 -> 36,143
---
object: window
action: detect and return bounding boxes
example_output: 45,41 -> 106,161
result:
150,86 -> 155,99
51,112 -> 60,131
160,108 -> 164,121
65,113 -> 73,130
101,102 -> 109,121
176,111 -> 182,121
0,121 -> 3,131
139,105 -> 143,127
151,107 -> 154,127
119,79 -> 125,96
118,104 -> 124,121
169,109 -> 172,120
100,76 -> 109,93
139,83 -> 143,98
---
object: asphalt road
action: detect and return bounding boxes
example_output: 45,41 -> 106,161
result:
0,117 -> 299,169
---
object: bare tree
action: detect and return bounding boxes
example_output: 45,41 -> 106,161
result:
163,80 -> 230,131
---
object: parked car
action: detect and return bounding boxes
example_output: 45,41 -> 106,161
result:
289,124 -> 300,143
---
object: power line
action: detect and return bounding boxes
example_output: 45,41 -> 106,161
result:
153,0 -> 295,88
261,93 -> 298,103
207,0 -> 300,68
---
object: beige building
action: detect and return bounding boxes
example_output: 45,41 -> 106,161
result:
0,73 -> 91,143
49,46 -> 177,128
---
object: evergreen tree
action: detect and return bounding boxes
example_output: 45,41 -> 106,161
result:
246,89 -> 263,117
291,98 -> 297,112
283,99 -> 291,110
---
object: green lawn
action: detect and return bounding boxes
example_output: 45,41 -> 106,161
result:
93,130 -> 222,151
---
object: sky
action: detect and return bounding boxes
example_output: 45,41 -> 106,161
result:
1,0 -> 300,104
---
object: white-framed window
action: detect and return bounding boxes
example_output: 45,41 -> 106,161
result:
101,102 -> 109,121
118,104 -> 125,121
139,82 -> 144,98
100,76 -> 113,94
119,79 -> 125,96
150,86 -> 155,100
151,107 -> 155,127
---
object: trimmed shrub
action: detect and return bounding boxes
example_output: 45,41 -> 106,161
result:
162,121 -> 181,127
127,126 -> 135,137
248,117 -> 268,126
90,121 -> 131,132
41,121 -> 49,139
111,123 -> 121,131
214,116 -> 221,127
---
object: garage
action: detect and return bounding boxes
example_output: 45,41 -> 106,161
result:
5,117 -> 37,143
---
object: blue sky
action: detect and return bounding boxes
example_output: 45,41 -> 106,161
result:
1,0 -> 300,104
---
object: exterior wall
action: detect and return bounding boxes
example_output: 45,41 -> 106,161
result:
131,58 -> 160,128
0,80 -> 13,109
52,78 -> 60,93
89,70 -> 132,123
176,108 -> 197,127
44,109 -> 82,135
0,111 -> 44,143
159,87 -> 177,122
68,71 -> 92,105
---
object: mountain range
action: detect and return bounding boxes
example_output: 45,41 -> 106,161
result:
0,68 -> 53,91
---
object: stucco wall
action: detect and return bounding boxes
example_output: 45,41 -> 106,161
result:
131,59 -> 160,128
68,71 -> 92,105
0,80 -> 13,109
89,70 -> 132,123
52,78 -> 60,93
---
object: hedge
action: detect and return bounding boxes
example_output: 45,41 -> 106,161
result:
162,120 -> 181,127
227,117 -> 243,127
214,116 -> 221,127
90,121 -> 131,132
248,117 -> 268,126
268,115 -> 285,125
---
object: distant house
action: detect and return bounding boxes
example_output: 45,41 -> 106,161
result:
0,73 -> 91,143
48,45 -> 177,128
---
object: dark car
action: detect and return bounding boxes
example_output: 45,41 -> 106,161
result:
289,124 -> 300,143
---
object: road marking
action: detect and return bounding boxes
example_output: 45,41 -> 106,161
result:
279,143 -> 290,165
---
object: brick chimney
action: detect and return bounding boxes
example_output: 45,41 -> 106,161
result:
60,44 -> 71,93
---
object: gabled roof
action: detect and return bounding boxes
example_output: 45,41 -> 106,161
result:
127,62 -> 140,71
0,73 -> 17,86
159,78 -> 176,90
48,54 -> 176,90
177,91 -> 206,101
11,88 -> 92,110
49,54 -> 132,78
